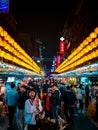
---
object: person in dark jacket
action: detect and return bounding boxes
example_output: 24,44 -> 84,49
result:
16,85 -> 27,130
62,85 -> 76,125
50,82 -> 60,130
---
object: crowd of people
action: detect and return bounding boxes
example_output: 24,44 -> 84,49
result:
0,78 -> 98,130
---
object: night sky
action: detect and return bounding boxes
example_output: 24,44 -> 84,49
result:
10,0 -> 77,57
9,0 -> 98,69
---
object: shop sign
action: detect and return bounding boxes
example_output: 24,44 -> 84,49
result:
0,0 -> 9,13
88,64 -> 98,72
60,41 -> 65,55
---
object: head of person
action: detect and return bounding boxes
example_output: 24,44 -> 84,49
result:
10,83 -> 15,89
66,85 -> 71,91
28,88 -> 37,100
20,85 -> 27,92
51,82 -> 57,92
60,82 -> 65,86
79,84 -> 83,89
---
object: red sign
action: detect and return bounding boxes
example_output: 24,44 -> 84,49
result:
56,55 -> 61,67
60,41 -> 65,55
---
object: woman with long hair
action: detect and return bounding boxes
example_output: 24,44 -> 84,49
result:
24,88 -> 43,130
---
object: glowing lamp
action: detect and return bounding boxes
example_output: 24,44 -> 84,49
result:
3,31 -> 8,37
83,40 -> 88,45
5,35 -> 10,41
0,26 -> 3,33
95,38 -> 98,45
59,41 -> 65,55
90,42 -> 97,48
90,32 -> 97,39
94,27 -> 98,34
95,49 -> 98,55
86,37 -> 92,42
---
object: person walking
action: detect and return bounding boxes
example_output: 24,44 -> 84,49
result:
62,85 -> 76,125
50,82 -> 60,130
16,85 -> 27,130
5,83 -> 18,129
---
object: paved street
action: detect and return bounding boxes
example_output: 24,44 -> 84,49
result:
0,113 -> 98,130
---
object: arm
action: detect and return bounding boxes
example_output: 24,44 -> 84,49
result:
25,99 -> 37,114
37,99 -> 43,112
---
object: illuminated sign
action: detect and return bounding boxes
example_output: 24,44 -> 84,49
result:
88,65 -> 98,72
60,41 -> 65,55
56,55 -> 61,67
0,0 -> 9,13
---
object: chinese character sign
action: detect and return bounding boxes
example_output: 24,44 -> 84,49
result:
60,41 -> 65,55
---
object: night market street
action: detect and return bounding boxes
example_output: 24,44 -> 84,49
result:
0,113 -> 98,130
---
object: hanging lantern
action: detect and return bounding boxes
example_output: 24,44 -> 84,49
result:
94,27 -> 98,34
0,26 -> 3,34
90,32 -> 97,39
83,40 -> 89,45
95,49 -> 98,56
86,37 -> 92,42
90,42 -> 97,48
3,31 -> 8,38
95,38 -> 98,45
5,35 -> 10,41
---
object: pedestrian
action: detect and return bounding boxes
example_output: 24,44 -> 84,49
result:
5,83 -> 18,129
24,88 -> 43,130
62,85 -> 76,125
16,85 -> 27,130
50,82 -> 60,130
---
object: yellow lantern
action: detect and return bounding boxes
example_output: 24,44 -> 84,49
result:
91,51 -> 97,58
0,29 -> 4,37
86,37 -> 92,42
94,27 -> 98,34
3,41 -> 7,48
95,49 -> 98,56
87,45 -> 92,51
87,54 -> 92,60
1,51 -> 5,58
5,35 -> 10,41
83,40 -> 88,45
0,26 -> 3,34
90,32 -> 97,39
95,38 -> 98,45
90,42 -> 97,48
3,31 -> 8,37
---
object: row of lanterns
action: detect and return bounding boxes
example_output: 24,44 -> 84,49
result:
0,26 -> 44,76
55,27 -> 98,73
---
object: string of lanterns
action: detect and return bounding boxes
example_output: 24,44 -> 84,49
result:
55,27 -> 98,73
0,26 -> 44,76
